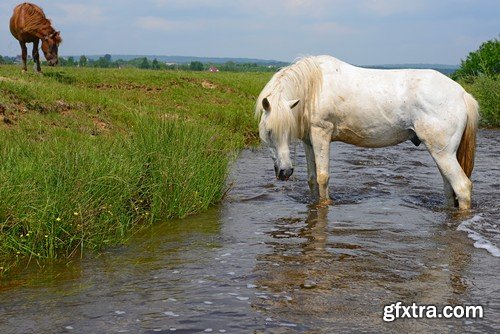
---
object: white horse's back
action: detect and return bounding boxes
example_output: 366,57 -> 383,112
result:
314,56 -> 469,148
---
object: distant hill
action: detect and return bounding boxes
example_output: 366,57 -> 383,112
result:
364,64 -> 460,75
78,54 -> 289,67
62,54 -> 459,74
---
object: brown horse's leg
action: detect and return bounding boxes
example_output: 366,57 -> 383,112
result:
32,39 -> 42,72
19,41 -> 28,72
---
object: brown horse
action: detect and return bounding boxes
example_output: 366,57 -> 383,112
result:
10,2 -> 62,72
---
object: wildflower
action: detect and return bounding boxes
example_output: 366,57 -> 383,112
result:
56,217 -> 61,222
74,212 -> 79,216
45,235 -> 48,238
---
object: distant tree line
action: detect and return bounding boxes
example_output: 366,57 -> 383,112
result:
1,53 -> 279,72
0,55 -> 14,64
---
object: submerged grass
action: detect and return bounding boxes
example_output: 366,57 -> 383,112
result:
0,65 -> 272,273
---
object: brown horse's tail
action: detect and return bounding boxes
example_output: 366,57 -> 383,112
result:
457,92 -> 479,178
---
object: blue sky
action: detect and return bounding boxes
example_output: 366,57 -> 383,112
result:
1,0 -> 498,65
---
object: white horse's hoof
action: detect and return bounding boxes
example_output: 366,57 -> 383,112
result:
317,199 -> 333,207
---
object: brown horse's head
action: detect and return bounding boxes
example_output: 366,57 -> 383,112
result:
41,31 -> 62,66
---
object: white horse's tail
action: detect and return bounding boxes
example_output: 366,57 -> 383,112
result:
457,92 -> 479,178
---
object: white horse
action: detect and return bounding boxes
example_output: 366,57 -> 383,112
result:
256,55 -> 479,210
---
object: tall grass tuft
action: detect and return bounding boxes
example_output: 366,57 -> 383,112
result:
131,115 -> 236,220
0,116 -> 234,269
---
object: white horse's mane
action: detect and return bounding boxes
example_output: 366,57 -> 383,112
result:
255,56 -> 323,141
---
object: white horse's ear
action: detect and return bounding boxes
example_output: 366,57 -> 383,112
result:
262,97 -> 271,111
289,99 -> 300,109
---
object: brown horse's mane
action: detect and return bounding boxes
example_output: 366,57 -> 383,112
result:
17,3 -> 61,42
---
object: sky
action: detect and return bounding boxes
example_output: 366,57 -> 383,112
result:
0,0 -> 498,65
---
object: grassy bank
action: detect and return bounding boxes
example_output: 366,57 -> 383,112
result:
0,65 -> 272,272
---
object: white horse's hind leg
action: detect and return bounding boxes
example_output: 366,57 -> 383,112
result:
415,108 -> 471,209
303,141 -> 319,200
429,151 -> 472,210
441,176 -> 457,207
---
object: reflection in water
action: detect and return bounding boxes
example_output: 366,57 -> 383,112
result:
252,205 -> 479,333
0,130 -> 498,333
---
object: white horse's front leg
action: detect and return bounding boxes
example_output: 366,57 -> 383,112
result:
303,141 -> 319,200
310,124 -> 333,205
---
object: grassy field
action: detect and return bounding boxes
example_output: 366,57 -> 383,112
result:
0,65 -> 272,273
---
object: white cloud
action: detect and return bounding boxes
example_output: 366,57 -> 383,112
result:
54,3 -> 105,25
307,22 -> 360,36
135,16 -> 207,32
360,0 -> 424,16
136,17 -> 174,31
152,0 -> 228,9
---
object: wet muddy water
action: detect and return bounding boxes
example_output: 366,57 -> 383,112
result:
0,130 -> 499,333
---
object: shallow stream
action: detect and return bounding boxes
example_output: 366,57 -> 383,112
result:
0,130 -> 499,333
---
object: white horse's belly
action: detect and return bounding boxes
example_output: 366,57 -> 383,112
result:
333,122 -> 412,148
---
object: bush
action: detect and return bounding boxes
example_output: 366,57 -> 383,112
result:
453,37 -> 500,81
461,75 -> 500,127
453,37 -> 500,126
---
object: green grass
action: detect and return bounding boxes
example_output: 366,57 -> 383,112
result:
0,65 -> 272,273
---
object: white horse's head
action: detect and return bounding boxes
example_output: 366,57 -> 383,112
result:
258,96 -> 300,181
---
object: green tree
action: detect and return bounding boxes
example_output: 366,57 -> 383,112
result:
0,55 -> 5,64
151,58 -> 160,70
79,55 -> 88,67
189,61 -> 204,71
94,55 -> 112,68
223,61 -> 237,71
58,57 -> 67,66
66,56 -> 75,67
139,57 -> 150,69
453,37 -> 499,80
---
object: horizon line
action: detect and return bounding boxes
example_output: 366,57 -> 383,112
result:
1,53 -> 460,67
